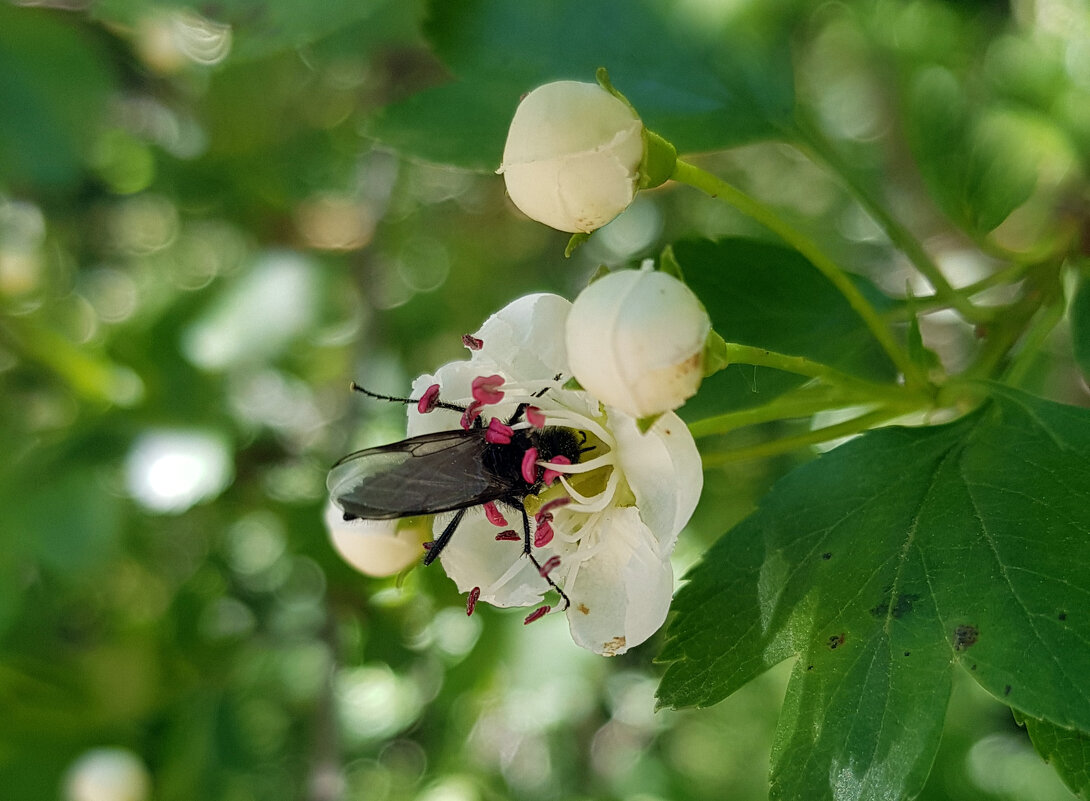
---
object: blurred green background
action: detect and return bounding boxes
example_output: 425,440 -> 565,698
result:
1,0 -> 1087,799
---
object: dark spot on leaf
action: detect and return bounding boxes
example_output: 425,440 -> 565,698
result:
807,664 -> 814,671
904,651 -> 911,657
829,633 -> 846,650
971,664 -> 977,671
870,591 -> 919,619
1004,684 -> 1012,696
1059,611 -> 1067,621
953,624 -> 979,651
822,552 -> 832,560
891,593 -> 919,619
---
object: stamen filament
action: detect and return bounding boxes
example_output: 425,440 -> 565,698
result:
539,453 -> 614,475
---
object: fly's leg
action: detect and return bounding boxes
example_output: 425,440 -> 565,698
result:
423,507 -> 467,566
520,504 -> 571,610
505,403 -> 528,426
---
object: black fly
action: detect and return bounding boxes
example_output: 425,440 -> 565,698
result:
328,382 -> 585,609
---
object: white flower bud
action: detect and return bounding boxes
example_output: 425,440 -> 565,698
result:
64,748 -> 150,801
324,501 -> 429,577
565,267 -> 711,418
498,81 -> 644,233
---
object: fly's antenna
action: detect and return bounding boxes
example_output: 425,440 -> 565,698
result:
350,381 -> 465,413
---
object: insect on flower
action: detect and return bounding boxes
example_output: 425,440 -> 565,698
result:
326,293 -> 703,655
327,379 -> 588,609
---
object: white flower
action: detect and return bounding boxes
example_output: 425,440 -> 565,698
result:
498,81 -> 645,234
565,266 -> 711,418
325,501 -> 430,577
407,293 -> 703,655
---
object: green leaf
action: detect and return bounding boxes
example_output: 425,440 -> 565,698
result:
367,0 -> 795,169
0,5 -> 117,189
658,385 -> 1090,801
675,237 -> 896,419
1016,711 -> 1090,799
92,0 -> 416,62
904,69 -> 1038,233
1071,273 -> 1090,383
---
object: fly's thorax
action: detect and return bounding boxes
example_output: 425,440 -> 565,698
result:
531,425 -> 584,466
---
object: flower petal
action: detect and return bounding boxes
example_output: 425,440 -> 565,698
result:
437,507 -> 549,608
563,507 -> 673,656
500,81 -> 642,164
609,410 -> 703,552
473,293 -> 572,382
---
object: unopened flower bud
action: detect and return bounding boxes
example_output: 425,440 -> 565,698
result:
325,502 -> 430,577
565,267 -> 711,418
498,81 -> 644,233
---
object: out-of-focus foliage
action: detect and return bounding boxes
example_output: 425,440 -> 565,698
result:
1,1 -> 1087,800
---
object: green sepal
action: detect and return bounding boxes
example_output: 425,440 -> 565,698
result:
565,232 -> 591,258
639,128 -> 677,190
637,413 -> 663,434
587,264 -> 612,284
595,67 -> 677,191
658,244 -> 685,281
702,329 -> 731,377
563,376 -> 584,391
595,66 -> 634,111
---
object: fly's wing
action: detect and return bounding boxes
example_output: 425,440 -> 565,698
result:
328,430 -> 511,519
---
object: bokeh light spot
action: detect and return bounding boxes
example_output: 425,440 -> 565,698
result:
125,429 -> 232,513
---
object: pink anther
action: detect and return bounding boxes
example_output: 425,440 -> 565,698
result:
483,502 -> 507,527
542,455 -> 572,486
539,556 -> 561,577
471,374 -> 505,405
422,541 -> 433,551
462,334 -> 483,351
524,605 -> 551,625
416,383 -> 441,414
521,447 -> 539,483
494,530 -> 521,541
466,586 -> 481,616
460,401 -> 483,430
526,406 -> 546,429
534,519 -> 554,548
485,418 -> 514,444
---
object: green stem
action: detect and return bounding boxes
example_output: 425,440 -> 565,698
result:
721,343 -> 915,403
962,260 -> 1063,382
671,158 -> 926,388
792,117 -> 987,325
700,407 -> 906,466
882,262 -> 1029,321
689,392 -> 907,440
1003,298 -> 1065,387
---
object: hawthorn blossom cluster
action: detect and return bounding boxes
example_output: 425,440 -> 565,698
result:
328,76 -> 713,655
